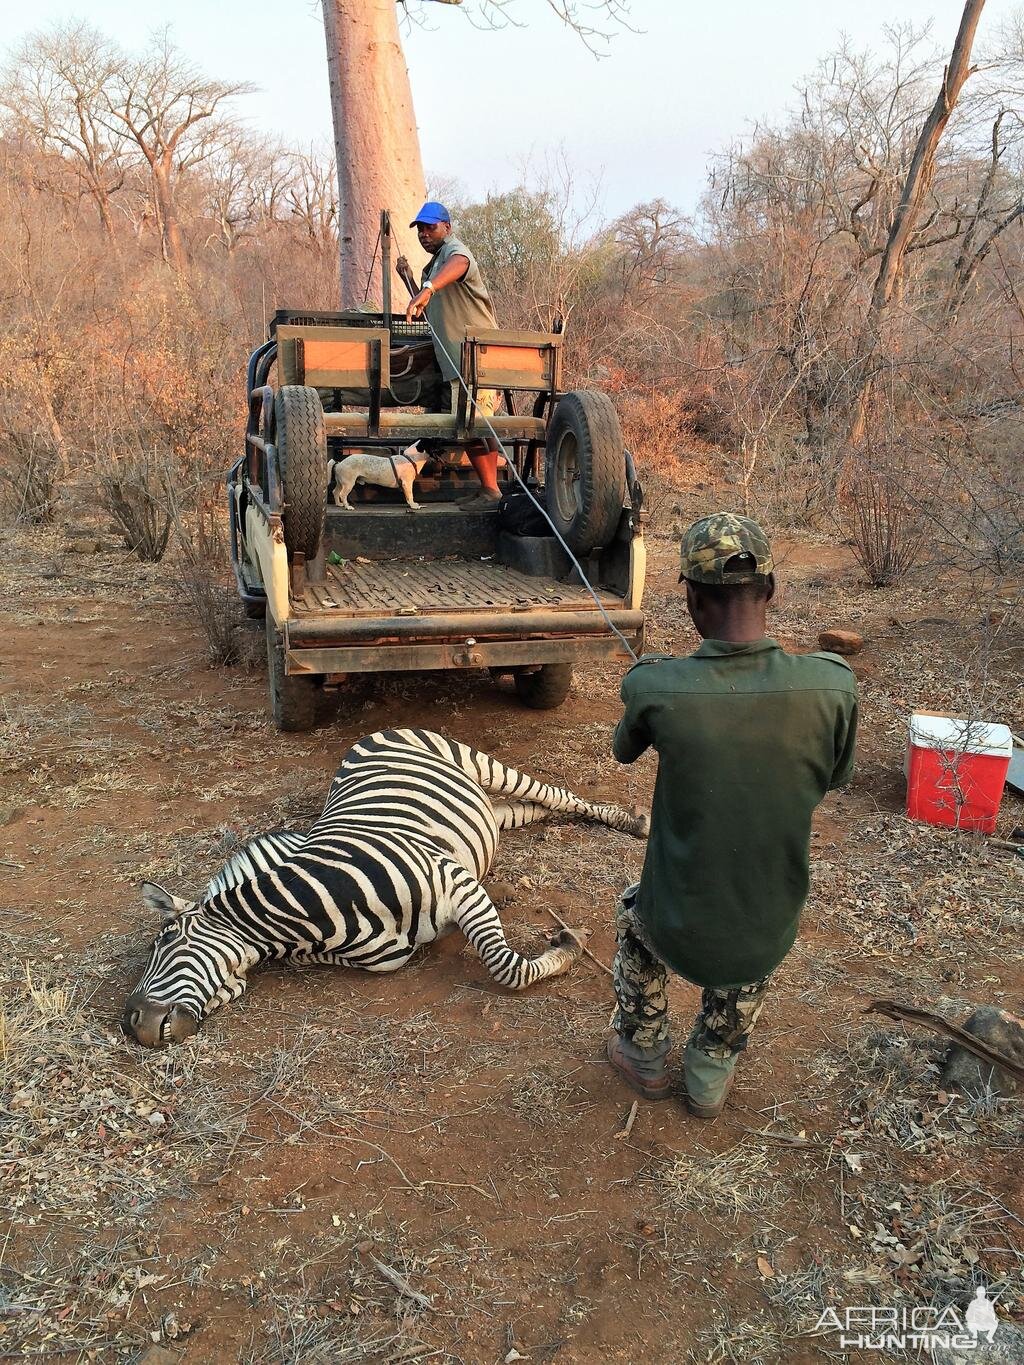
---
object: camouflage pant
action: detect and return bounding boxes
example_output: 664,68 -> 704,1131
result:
612,885 -> 772,1058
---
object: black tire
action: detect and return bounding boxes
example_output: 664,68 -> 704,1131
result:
514,663 -> 574,710
544,391 -> 626,554
275,385 -> 327,561
266,624 -> 317,732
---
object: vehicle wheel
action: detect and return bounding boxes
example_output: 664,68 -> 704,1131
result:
275,385 -> 327,561
266,624 -> 317,732
545,391 -> 626,554
514,663 -> 574,710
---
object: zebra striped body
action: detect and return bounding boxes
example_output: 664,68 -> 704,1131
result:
125,728 -> 647,1046
203,830 -> 306,900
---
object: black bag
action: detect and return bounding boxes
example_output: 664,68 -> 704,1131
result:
497,490 -> 551,538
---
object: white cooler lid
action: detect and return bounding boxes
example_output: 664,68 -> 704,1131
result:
909,713 -> 1012,757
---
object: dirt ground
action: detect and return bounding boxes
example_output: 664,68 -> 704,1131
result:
0,507 -> 1021,1364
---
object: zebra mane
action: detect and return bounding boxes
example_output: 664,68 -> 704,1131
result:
201,828 -> 308,903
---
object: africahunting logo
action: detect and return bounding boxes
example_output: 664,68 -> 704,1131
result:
815,1286 -> 1000,1350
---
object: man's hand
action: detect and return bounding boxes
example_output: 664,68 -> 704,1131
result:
406,287 -> 432,323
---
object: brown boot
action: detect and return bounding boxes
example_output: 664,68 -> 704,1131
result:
682,1042 -> 736,1118
458,490 -> 501,512
683,1072 -> 735,1119
606,1034 -> 672,1101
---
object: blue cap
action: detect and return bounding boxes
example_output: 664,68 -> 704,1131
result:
410,200 -> 451,227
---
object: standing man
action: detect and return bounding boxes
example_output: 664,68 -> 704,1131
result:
607,514 -> 858,1118
404,201 -> 504,511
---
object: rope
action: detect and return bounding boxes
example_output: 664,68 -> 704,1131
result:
362,226 -> 383,305
419,314 -> 640,664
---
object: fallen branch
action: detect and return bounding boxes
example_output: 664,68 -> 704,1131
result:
614,1100 -> 639,1141
371,1256 -> 433,1311
544,906 -> 613,978
865,999 -> 1024,1080
737,1124 -> 824,1149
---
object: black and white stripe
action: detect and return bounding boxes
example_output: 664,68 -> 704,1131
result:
203,830 -> 307,900
125,728 -> 647,1043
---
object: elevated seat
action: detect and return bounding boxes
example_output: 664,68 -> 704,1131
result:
276,323 -> 558,445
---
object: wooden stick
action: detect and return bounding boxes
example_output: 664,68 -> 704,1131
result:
544,906 -> 613,977
371,1257 -> 433,1310
865,999 -> 1024,1080
614,1100 -> 639,1141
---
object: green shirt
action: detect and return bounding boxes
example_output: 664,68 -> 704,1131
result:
421,235 -> 498,381
613,639 -> 858,988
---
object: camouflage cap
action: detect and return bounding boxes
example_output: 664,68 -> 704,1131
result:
679,513 -> 774,585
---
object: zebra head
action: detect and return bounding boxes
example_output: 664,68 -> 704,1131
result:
123,883 -> 257,1047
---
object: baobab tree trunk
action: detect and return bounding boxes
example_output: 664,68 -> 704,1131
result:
848,0 -> 986,444
322,0 -> 427,308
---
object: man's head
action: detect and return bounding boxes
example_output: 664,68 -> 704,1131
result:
411,200 -> 452,254
678,513 -> 776,641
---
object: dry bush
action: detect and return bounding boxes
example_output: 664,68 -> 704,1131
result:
0,432 -> 60,524
174,501 -> 245,666
841,456 -> 924,587
97,443 -> 173,561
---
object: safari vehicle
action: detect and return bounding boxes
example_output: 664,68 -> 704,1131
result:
227,213 -> 646,732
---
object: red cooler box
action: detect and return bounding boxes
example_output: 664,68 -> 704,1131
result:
906,713 -> 1013,833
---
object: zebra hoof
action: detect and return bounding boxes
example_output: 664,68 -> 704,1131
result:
631,809 -> 651,838
550,927 -> 585,955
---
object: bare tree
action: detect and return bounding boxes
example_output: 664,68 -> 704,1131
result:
203,134 -> 296,253
104,31 -> 251,272
849,0 -> 987,441
285,146 -> 339,246
323,0 -> 633,307
0,23 -> 131,235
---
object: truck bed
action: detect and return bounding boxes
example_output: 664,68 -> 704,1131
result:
292,556 -> 621,620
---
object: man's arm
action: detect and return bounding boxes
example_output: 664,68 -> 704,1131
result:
613,675 -> 652,764
829,698 -> 859,790
406,254 -> 470,321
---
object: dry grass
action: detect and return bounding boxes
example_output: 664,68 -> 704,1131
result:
692,1310 -> 786,1365
655,1143 -> 778,1218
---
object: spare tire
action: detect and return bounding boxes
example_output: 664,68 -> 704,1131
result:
275,385 -> 327,560
544,391 -> 626,554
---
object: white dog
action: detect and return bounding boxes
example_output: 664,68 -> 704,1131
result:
328,443 -> 432,512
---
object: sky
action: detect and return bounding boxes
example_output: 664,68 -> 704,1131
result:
2,0 -> 1020,220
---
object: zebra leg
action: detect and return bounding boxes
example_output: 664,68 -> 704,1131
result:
443,862 -> 582,990
407,730 -> 649,838
491,801 -> 556,831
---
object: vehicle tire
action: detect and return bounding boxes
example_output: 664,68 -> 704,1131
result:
266,624 -> 317,732
545,391 -> 626,554
513,663 -> 574,710
275,385 -> 327,561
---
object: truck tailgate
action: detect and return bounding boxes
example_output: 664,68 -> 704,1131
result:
292,558 -> 622,619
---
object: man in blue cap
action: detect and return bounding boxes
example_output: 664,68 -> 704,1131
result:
405,201 -> 504,510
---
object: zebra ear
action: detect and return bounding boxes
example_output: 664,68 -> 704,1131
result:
140,882 -> 194,919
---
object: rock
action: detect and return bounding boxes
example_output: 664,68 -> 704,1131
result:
487,881 -> 517,906
818,629 -> 864,655
931,1322 -> 1024,1364
940,1005 -> 1024,1099
66,537 -> 102,554
135,1348 -> 180,1365
0,800 -> 26,827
